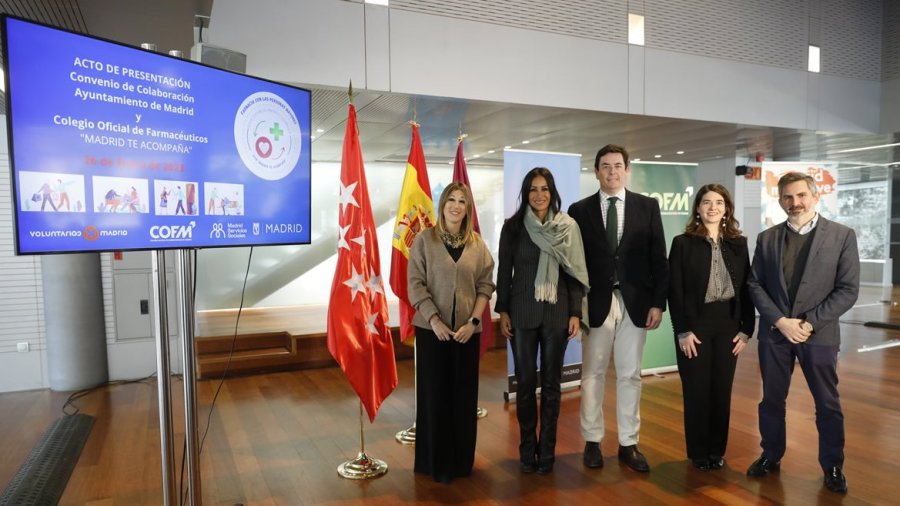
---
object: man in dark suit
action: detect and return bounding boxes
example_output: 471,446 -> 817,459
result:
568,144 -> 668,472
746,171 -> 859,494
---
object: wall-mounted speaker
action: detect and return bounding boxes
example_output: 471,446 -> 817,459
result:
190,43 -> 247,73
735,165 -> 750,176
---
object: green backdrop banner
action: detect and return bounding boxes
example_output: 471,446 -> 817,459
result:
629,163 -> 696,371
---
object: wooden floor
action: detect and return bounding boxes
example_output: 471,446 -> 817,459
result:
3,287 -> 900,505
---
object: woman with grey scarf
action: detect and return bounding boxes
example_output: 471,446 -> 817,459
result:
495,167 -> 590,474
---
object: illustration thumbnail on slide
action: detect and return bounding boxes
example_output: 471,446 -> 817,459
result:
19,171 -> 86,213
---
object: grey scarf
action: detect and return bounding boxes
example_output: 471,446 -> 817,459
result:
524,208 -> 590,303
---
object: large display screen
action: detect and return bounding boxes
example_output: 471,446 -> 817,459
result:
3,16 -> 312,254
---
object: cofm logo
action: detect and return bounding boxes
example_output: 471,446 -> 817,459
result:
642,186 -> 694,213
150,221 -> 196,241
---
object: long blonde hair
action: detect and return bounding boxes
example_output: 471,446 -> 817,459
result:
436,182 -> 477,244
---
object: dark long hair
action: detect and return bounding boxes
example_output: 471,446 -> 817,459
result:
684,183 -> 742,239
506,167 -> 562,242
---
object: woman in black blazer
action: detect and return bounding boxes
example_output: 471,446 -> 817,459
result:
495,167 -> 589,474
668,183 -> 755,471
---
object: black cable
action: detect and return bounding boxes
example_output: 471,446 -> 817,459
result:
60,372 -> 157,416
179,246 -> 254,506
199,246 -> 253,452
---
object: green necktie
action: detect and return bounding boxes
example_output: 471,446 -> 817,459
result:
606,196 -> 618,249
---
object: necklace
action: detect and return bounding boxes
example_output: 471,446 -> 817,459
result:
439,229 -> 466,248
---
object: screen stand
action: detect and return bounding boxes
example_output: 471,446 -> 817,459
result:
151,251 -> 176,506
175,249 -> 202,505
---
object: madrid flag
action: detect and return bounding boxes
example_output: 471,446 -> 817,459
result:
327,103 -> 398,423
452,140 -> 496,357
389,123 -> 435,341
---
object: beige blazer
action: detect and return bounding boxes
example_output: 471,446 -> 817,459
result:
408,228 -> 495,332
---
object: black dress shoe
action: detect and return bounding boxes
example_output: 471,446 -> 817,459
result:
618,445 -> 650,472
708,456 -> 726,470
823,466 -> 848,493
691,458 -> 710,471
583,441 -> 603,468
520,461 -> 537,474
536,461 -> 554,474
746,454 -> 780,477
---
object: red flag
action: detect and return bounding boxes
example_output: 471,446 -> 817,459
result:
389,123 -> 435,341
452,140 -> 495,357
327,104 -> 398,423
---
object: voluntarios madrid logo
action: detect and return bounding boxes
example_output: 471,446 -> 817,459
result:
234,92 -> 302,181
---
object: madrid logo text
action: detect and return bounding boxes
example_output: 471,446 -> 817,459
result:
150,221 -> 196,242
28,226 -> 127,241
234,92 -> 302,181
264,223 -> 303,234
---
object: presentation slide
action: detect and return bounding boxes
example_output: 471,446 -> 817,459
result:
3,16 -> 312,254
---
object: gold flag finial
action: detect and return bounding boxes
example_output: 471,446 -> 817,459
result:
408,100 -> 419,128
457,122 -> 467,143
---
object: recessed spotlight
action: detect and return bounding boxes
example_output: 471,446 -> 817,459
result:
654,154 -> 662,158
522,140 -> 530,144
676,151 -> 684,155
488,150 -> 495,154
633,158 -> 641,162
473,154 -> 480,158
311,135 -> 317,140
581,167 -> 589,171
316,128 -> 325,133
504,145 -> 512,149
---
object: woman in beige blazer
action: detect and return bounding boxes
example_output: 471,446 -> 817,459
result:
408,182 -> 495,483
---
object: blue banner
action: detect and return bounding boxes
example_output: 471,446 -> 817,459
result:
502,149 -> 583,398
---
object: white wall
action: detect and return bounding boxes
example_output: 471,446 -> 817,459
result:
209,0 -> 884,134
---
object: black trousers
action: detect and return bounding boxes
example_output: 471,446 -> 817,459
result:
677,301 -> 739,460
414,326 -> 480,483
510,326 -> 568,464
758,337 -> 843,472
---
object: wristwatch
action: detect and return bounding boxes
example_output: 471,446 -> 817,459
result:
800,320 -> 814,333
468,316 -> 481,326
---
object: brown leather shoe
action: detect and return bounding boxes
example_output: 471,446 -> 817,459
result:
583,442 -> 603,468
618,444 -> 650,472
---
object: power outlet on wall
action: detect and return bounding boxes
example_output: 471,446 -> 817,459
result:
17,342 -> 29,353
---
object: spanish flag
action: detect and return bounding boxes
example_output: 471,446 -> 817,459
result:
389,122 -> 435,341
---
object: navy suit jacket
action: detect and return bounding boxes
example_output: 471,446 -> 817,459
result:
748,216 -> 859,347
568,189 -> 668,327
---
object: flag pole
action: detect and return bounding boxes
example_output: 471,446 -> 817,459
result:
331,82 -> 393,479
395,342 -> 417,444
396,118 -> 420,445
454,132 -> 487,420
338,400 -> 388,479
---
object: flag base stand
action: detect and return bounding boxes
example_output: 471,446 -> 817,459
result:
395,423 -> 416,445
338,401 -> 388,480
337,451 -> 388,480
477,407 -> 488,419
